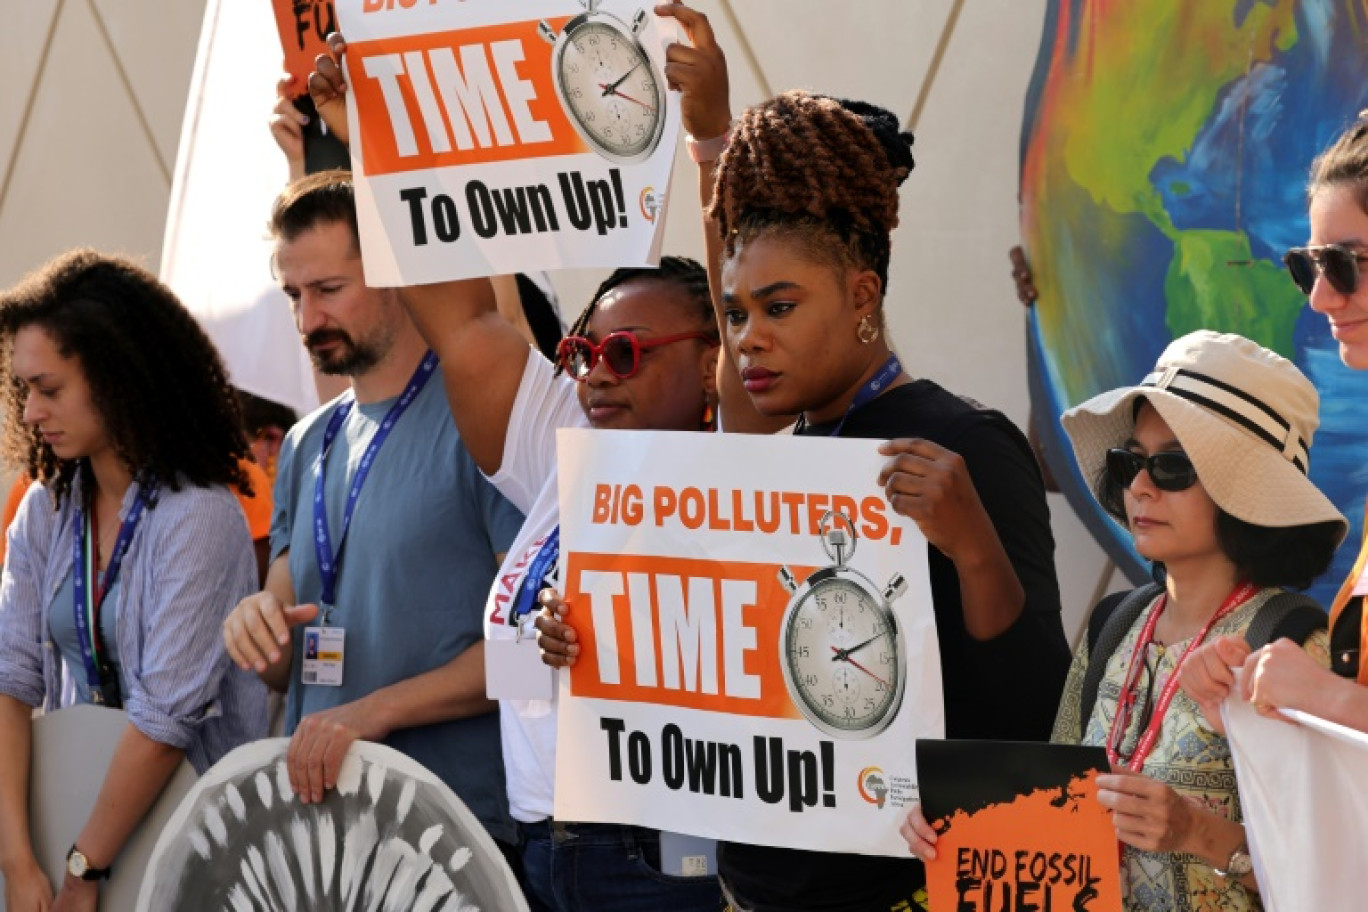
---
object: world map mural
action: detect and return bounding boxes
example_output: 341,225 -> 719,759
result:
1022,0 -> 1368,605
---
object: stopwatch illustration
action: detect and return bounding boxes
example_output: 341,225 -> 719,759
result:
538,0 -> 667,164
779,510 -> 909,739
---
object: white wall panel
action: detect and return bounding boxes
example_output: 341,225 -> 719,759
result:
0,0 -> 1110,641
0,0 -> 173,282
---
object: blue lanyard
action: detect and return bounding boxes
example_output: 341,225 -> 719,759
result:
510,527 -> 560,628
795,354 -> 903,437
313,351 -> 438,618
72,477 -> 157,704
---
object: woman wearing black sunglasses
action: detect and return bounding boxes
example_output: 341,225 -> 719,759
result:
938,330 -> 1344,912
1181,117 -> 1368,742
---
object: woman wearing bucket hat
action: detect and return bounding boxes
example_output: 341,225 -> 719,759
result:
903,330 -> 1346,911
1061,331 -> 1344,910
1182,117 -> 1368,736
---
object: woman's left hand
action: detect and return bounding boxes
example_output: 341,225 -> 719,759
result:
1096,768 -> 1199,854
50,878 -> 97,912
877,438 -> 992,561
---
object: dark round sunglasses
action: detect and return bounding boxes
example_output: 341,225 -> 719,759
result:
1283,244 -> 1368,296
556,330 -> 715,382
1105,448 -> 1199,493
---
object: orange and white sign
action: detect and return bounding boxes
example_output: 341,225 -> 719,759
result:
552,429 -> 944,857
336,0 -> 680,285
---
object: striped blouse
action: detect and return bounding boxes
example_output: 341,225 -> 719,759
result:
0,474 -> 267,772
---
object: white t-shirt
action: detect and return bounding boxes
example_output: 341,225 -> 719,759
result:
482,353 -> 586,823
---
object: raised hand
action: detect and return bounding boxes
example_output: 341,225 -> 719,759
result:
654,3 -> 731,141
308,32 -> 351,147
269,74 -> 310,181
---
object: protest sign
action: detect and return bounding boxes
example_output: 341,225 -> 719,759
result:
271,0 -> 338,86
1224,696 -> 1368,911
917,740 -> 1122,912
0,706 -> 197,912
551,429 -> 943,857
272,0 -> 351,173
334,0 -> 681,285
136,740 -> 528,911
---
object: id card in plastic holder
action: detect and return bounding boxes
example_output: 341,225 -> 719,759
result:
486,636 -> 554,701
301,625 -> 345,686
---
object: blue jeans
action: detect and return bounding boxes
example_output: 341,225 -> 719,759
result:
519,820 -> 723,912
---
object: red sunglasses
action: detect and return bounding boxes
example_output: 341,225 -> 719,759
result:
556,330 -> 715,381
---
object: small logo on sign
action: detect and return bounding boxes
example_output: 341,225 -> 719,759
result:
640,187 -> 664,222
858,766 -> 888,809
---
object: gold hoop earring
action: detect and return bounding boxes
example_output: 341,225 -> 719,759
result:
857,315 -> 880,345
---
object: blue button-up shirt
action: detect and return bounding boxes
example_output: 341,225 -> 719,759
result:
0,475 -> 267,772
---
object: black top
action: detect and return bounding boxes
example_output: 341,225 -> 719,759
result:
717,380 -> 1070,912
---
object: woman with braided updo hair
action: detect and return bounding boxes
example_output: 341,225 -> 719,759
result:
706,89 -> 1070,912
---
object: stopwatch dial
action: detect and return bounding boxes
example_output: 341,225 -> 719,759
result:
558,21 -> 661,158
784,578 -> 899,733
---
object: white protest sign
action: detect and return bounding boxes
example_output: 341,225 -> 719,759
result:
552,429 -> 944,857
1224,695 -> 1368,912
335,0 -> 681,286
0,706 -> 198,912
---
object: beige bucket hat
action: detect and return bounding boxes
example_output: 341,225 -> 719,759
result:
1060,330 -> 1348,541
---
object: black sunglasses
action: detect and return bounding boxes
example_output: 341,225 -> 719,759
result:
1283,244 -> 1368,296
1105,448 -> 1199,493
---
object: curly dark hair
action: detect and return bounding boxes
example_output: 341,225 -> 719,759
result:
709,91 -> 915,297
1308,110 -> 1368,209
0,249 -> 251,503
554,256 -> 717,376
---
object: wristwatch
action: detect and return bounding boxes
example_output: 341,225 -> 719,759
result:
1213,842 -> 1253,879
66,844 -> 111,881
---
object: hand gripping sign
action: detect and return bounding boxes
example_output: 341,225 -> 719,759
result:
335,0 -> 681,285
552,429 -> 945,857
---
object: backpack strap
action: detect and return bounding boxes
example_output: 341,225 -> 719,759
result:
1077,582 -> 1164,739
1244,591 -> 1327,650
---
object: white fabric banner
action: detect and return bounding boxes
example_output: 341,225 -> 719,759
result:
335,0 -> 681,286
161,0 -> 319,417
1223,693 -> 1368,911
552,430 -> 944,856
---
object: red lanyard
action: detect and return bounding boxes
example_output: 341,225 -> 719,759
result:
1105,581 -> 1257,771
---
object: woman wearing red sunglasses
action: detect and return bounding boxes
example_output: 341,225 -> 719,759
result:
1182,117 -> 1368,738
412,258 -> 726,912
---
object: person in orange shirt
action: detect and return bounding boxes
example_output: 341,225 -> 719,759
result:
234,390 -> 298,584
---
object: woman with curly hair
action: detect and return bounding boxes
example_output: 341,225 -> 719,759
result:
0,250 -> 267,910
701,84 -> 1070,912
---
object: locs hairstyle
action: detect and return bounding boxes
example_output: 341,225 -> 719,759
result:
0,249 -> 250,503
710,91 -> 915,297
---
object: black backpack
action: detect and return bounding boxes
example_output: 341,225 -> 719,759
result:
1074,582 -> 1328,737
